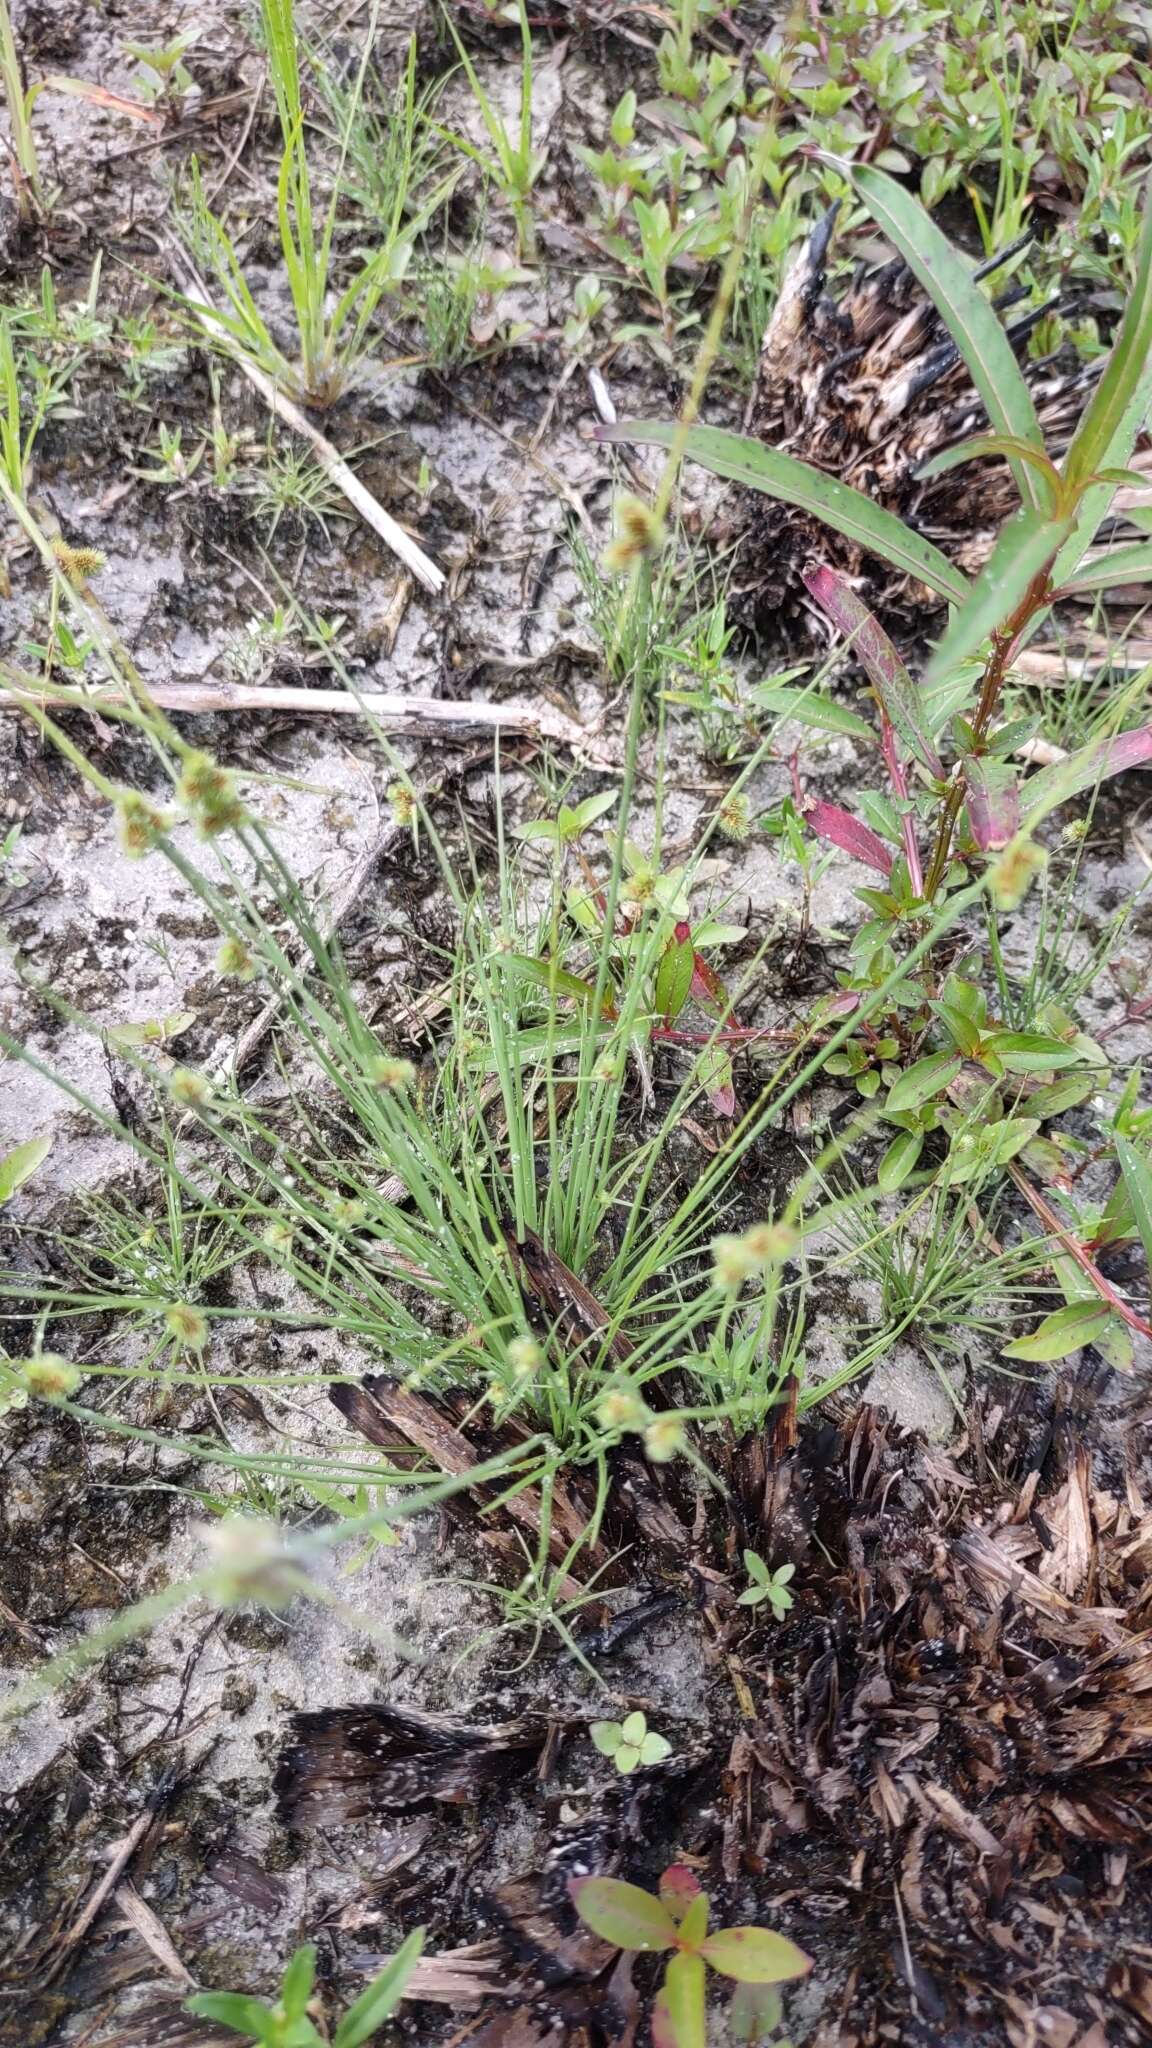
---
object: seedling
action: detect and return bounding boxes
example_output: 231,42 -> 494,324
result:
590,1710 -> 672,1773
185,1931 -> 423,2046
737,1553 -> 795,1619
570,1864 -> 810,2048
123,29 -> 198,110
439,0 -> 544,262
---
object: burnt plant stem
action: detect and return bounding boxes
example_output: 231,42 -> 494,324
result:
922,568 -> 1052,901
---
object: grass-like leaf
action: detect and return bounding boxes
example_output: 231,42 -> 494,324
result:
1056,543 -> 1152,595
1053,176 -> 1152,583
840,162 -> 1047,513
1063,173 -> 1152,492
594,421 -> 969,605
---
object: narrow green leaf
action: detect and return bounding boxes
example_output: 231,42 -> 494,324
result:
1002,1299 -> 1113,1361
570,1877 -> 678,1952
333,1928 -> 424,2047
842,162 -> 1046,510
1115,1135 -> 1152,1274
596,421 -> 969,604
917,433 -> 1059,505
885,1051 -> 962,1114
1064,174 -> 1152,492
499,955 -> 605,1009
653,1953 -> 707,2048
698,1926 -> 813,1985
1057,543 -> 1152,595
923,509 -> 1072,692
1054,180 -> 1152,584
184,1991 -> 277,2033
0,1133 -> 52,1203
982,1031 -> 1087,1073
280,1944 -> 317,2020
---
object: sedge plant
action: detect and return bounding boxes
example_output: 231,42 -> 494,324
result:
181,9 -> 456,404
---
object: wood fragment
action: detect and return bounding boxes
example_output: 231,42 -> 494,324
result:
112,1884 -> 196,1987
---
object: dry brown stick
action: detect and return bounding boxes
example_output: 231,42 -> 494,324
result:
42,1800 -> 168,1982
0,673 -> 598,747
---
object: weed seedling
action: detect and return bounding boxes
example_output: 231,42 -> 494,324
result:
737,1553 -> 795,1618
185,1930 -> 423,2047
590,1710 -> 672,1773
571,1864 -> 810,2048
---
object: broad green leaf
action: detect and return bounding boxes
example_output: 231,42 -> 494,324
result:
982,1031 -> 1087,1073
747,684 -> 874,741
1057,543 -> 1152,595
923,508 -> 1073,693
620,1710 -> 647,1744
333,1928 -> 424,2047
596,422 -> 969,604
590,1719 -> 624,1756
698,1926 -> 813,1985
655,933 -> 695,1022
878,1128 -> 923,1190
842,162 -> 1046,511
1115,1135 -> 1152,1274
885,1051 -> 962,1114
0,1134 -> 52,1203
570,1877 -> 677,1951
1002,1299 -> 1113,1361
1020,726 -> 1152,827
653,1952 -> 707,2048
1053,177 -> 1152,582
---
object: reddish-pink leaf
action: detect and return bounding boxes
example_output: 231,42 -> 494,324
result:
802,565 -> 943,777
801,799 -> 893,875
962,756 -> 1020,851
1021,725 -> 1152,826
659,1865 -> 704,1921
568,1877 -> 677,1952
690,951 -> 726,1010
